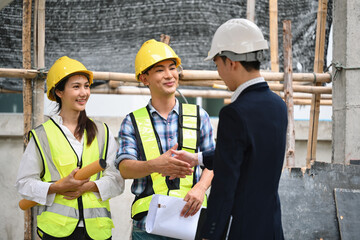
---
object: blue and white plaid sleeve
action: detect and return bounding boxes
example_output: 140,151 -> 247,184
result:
199,107 -> 216,153
115,114 -> 139,169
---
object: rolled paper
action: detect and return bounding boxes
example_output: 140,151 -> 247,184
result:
18,159 -> 106,210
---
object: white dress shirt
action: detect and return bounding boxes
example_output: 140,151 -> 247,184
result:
15,115 -> 124,208
231,77 -> 265,103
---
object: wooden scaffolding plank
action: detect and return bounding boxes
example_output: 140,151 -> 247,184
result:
283,20 -> 295,167
22,0 -> 33,239
306,0 -> 328,167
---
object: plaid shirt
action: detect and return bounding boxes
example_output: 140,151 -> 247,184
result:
116,98 -> 215,230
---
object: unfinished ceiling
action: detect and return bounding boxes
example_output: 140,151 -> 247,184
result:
0,0 -> 333,91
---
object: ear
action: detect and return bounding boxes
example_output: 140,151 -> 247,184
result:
232,60 -> 242,71
54,89 -> 63,99
226,58 -> 239,70
139,74 -> 149,86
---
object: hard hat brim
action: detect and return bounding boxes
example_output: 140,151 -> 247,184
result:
135,39 -> 181,81
204,54 -> 215,61
47,70 -> 94,101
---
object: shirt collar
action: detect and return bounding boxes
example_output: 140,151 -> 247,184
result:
148,98 -> 179,116
231,77 -> 265,103
51,114 -> 63,125
50,114 -> 84,143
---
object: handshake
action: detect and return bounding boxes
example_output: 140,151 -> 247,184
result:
144,143 -> 213,179
155,144 -> 200,179
171,147 -> 200,168
157,143 -> 214,179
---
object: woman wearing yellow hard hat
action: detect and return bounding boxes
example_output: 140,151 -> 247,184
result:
16,56 -> 124,240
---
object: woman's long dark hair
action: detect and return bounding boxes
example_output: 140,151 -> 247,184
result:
54,74 -> 97,146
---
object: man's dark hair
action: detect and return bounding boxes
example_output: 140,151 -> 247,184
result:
219,56 -> 260,72
142,59 -> 178,75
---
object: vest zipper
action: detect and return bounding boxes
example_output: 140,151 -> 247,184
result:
51,118 -> 84,226
78,196 -> 85,226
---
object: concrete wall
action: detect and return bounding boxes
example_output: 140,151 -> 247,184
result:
332,0 -> 360,164
0,113 -> 331,239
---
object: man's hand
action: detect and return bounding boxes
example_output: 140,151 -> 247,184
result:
181,183 -> 206,218
151,144 -> 193,178
171,149 -> 199,168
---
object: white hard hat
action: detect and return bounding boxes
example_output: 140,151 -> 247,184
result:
205,18 -> 268,61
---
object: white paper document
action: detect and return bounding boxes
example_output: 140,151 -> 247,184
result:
146,194 -> 203,240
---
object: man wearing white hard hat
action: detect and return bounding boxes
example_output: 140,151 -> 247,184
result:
202,18 -> 287,240
173,19 -> 287,239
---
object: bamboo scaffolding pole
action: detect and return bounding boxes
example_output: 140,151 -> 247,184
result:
108,81 -> 142,88
0,69 -> 333,98
178,80 -> 226,87
269,0 -> 280,95
279,92 -> 332,99
30,0 -> 45,235
94,72 -> 136,82
91,85 -> 151,95
269,0 -> 279,73
180,70 -> 331,83
6,83 -> 328,103
0,88 -> 21,93
107,79 -> 331,94
91,85 -> 234,99
306,0 -> 328,168
293,99 -> 331,106
160,34 -> 171,45
269,84 -> 331,94
225,98 -> 332,106
247,0 -> 256,22
283,20 -> 296,167
0,68 -> 332,84
22,0 -> 33,238
0,68 -> 332,95
208,82 -> 331,94
0,68 -> 39,78
33,0 -> 46,128
92,85 -> 333,106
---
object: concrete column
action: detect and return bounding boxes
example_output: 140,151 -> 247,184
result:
332,0 -> 360,164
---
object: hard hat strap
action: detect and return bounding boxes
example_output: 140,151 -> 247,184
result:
218,50 -> 265,62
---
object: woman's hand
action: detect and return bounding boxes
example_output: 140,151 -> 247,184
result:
48,168 -> 90,196
62,181 -> 96,200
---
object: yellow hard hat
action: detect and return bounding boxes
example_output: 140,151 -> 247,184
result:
46,56 -> 93,101
135,39 -> 181,81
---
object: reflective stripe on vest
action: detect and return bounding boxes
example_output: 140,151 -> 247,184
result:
30,118 -> 113,239
37,203 -> 111,219
130,103 -> 206,220
180,103 -> 199,153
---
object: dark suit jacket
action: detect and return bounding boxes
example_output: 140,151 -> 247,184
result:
201,82 -> 287,240
202,150 -> 214,170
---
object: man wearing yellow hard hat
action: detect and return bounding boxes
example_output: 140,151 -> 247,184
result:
16,56 -> 124,239
116,39 -> 215,239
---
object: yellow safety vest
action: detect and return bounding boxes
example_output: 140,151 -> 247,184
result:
29,118 -> 113,239
130,103 -> 207,220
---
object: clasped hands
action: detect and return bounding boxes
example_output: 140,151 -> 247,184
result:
48,168 -> 94,200
155,143 -> 199,179
152,143 -> 205,218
